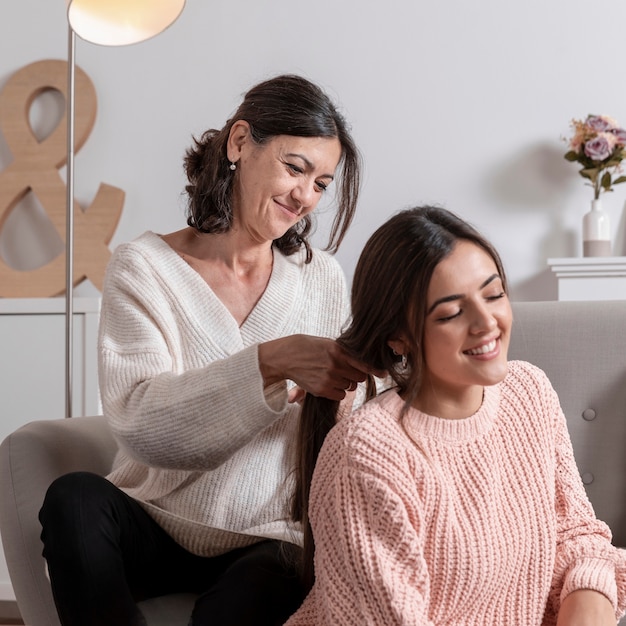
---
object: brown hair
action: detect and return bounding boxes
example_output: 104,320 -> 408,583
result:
184,74 -> 361,262
292,205 -> 508,589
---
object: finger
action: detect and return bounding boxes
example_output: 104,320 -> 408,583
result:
333,361 -> 368,383
340,354 -> 370,376
288,386 -> 306,404
332,376 -> 359,393
348,361 -> 386,380
337,351 -> 382,379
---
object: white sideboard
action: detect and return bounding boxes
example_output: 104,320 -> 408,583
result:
548,257 -> 626,301
0,297 -> 101,600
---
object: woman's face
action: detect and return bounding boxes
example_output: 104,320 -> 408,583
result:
418,240 -> 512,417
228,122 -> 342,244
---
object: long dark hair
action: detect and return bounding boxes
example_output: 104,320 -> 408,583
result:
184,74 -> 361,262
292,205 -> 508,590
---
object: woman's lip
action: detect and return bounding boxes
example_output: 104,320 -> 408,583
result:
463,337 -> 500,357
275,200 -> 300,216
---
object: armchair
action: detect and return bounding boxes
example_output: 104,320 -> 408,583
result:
0,415 -> 197,626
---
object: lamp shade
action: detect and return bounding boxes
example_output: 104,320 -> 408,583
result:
66,0 -> 185,46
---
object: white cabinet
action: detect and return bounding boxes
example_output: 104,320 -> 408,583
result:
548,257 -> 626,301
0,297 -> 101,600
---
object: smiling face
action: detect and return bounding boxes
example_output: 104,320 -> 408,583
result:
416,240 -> 512,418
227,121 -> 342,245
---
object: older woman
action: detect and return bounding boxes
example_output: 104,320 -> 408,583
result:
39,74 -> 370,626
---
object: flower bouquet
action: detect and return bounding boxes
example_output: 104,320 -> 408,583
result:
564,114 -> 626,199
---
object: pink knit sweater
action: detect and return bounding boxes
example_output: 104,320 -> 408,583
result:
285,361 -> 626,625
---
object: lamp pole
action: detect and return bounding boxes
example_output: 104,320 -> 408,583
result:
65,26 -> 76,417
63,0 -> 185,417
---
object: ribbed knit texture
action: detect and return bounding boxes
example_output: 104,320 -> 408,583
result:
285,360 -> 626,625
98,231 -> 350,556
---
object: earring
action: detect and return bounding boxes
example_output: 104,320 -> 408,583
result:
229,161 -> 237,171
392,348 -> 408,370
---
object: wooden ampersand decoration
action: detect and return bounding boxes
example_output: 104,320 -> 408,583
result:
0,59 -> 125,297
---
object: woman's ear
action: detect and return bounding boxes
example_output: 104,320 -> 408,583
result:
226,120 -> 251,163
387,336 -> 408,357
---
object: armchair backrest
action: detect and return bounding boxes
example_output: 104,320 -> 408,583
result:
510,300 -> 626,547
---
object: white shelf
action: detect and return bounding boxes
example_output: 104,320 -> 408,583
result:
0,297 -> 101,600
0,297 -> 101,314
548,257 -> 626,301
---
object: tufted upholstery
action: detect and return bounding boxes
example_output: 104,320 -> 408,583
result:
510,300 -> 626,548
510,300 -> 626,625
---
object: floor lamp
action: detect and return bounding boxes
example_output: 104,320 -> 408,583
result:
64,0 -> 186,417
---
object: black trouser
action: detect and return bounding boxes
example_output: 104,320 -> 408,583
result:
39,472 -> 304,626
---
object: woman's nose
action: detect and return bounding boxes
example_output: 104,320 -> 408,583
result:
291,181 -> 316,210
470,303 -> 497,333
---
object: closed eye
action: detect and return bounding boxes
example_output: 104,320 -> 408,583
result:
486,292 -> 506,301
437,310 -> 462,322
286,163 -> 329,192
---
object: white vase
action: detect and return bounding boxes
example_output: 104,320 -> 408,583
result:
582,199 -> 611,257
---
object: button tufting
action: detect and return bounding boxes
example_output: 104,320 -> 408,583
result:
581,472 -> 594,485
582,409 -> 596,421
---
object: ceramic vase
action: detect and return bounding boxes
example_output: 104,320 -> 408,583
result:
582,199 -> 611,257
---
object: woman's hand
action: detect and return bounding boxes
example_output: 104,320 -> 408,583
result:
259,335 -> 373,401
556,589 -> 616,626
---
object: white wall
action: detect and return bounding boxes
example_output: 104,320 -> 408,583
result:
2,0 -> 626,301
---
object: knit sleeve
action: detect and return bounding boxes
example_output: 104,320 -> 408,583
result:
294,443 -> 434,625
545,373 -> 626,621
98,244 -> 288,471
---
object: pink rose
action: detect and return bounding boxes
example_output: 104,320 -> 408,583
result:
584,133 -> 617,160
586,115 -> 618,132
611,128 -> 626,145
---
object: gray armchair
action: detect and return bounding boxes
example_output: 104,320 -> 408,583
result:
1,299 -> 625,625
0,416 -> 198,626
509,300 -> 626,550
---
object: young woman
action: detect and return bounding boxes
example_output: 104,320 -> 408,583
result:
39,74 -> 372,626
287,206 -> 626,625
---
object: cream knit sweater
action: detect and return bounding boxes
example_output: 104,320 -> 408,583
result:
286,360 -> 626,625
98,231 -> 350,557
